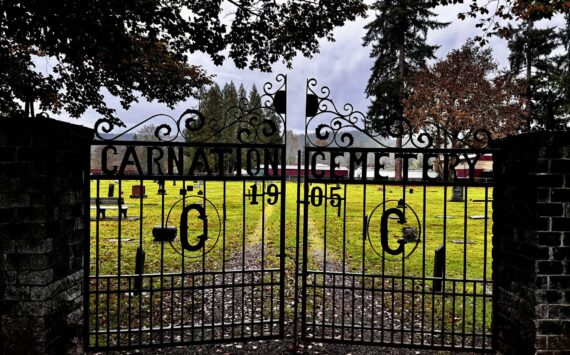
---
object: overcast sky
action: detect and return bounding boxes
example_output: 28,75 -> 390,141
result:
55,3 -> 565,133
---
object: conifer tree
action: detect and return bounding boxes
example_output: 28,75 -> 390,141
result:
244,84 -> 282,143
184,84 -> 223,172
221,82 -> 239,171
238,84 -> 248,108
363,0 -> 448,179
552,14 -> 570,128
508,21 -> 559,129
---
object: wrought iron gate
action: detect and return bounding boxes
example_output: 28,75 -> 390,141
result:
294,79 -> 494,352
85,75 -> 495,352
85,76 -> 287,350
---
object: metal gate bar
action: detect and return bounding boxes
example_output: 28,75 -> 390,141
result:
295,78 -> 494,352
85,75 -> 288,351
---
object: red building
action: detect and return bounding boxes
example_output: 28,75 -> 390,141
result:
455,154 -> 493,179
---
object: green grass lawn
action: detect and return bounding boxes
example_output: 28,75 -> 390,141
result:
87,179 -> 493,349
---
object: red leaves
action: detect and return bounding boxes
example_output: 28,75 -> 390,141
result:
403,40 -> 527,147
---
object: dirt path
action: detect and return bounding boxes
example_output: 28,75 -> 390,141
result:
102,205 -> 463,354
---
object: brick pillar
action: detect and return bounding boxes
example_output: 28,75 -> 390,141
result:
0,118 -> 92,354
493,131 -> 570,354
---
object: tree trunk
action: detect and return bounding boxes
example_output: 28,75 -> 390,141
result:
526,21 -> 534,130
395,42 -> 405,181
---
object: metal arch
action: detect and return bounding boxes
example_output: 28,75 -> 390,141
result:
94,74 -> 287,144
304,77 -> 493,150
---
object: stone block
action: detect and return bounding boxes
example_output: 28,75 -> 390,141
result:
18,269 -> 54,286
536,261 -> 565,275
15,206 -> 47,222
548,335 -> 570,350
3,285 -> 30,301
549,276 -> 570,289
0,177 -> 19,192
538,320 -> 564,335
5,254 -> 50,271
536,290 -> 565,303
537,203 -> 565,217
0,147 -> 16,162
548,305 -> 570,318
0,193 -> 30,208
537,232 -> 562,247
550,159 -> 570,174
552,189 -> 570,202
552,218 -> 570,231
551,247 -> 570,261
66,307 -> 83,326
0,222 -> 47,240
535,335 -> 547,350
15,300 -> 51,317
17,238 -> 54,254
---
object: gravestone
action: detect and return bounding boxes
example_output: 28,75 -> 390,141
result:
451,186 -> 464,201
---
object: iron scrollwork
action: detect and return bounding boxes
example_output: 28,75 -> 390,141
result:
94,74 -> 287,144
305,78 -> 492,149
305,78 -> 372,148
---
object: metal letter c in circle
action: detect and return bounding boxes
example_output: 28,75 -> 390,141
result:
180,203 -> 208,252
380,208 -> 406,256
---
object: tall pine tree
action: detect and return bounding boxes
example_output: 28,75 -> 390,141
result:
508,21 -> 560,129
221,82 -> 239,171
184,84 -> 223,172
363,0 -> 448,179
552,14 -> 570,128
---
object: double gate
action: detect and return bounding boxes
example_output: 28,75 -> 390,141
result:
86,76 -> 494,352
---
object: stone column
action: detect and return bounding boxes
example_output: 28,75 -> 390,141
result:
0,118 -> 92,354
493,131 -> 570,354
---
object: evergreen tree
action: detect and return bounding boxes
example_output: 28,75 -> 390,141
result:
238,84 -> 248,108
552,14 -> 570,128
198,84 -> 224,142
508,21 -> 560,129
248,85 -> 263,144
184,84 -> 223,172
222,82 -> 239,138
247,85 -> 282,144
221,82 -> 239,171
363,0 -> 448,179
183,81 -> 285,173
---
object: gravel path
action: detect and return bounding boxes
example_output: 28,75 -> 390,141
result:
92,203 -> 486,354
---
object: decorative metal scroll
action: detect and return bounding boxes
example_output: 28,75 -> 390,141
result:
305,78 -> 492,149
94,74 -> 287,144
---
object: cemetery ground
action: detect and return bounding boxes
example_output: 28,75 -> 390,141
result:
88,180 -> 493,353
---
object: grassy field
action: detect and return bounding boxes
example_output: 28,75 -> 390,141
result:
87,179 -> 493,349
